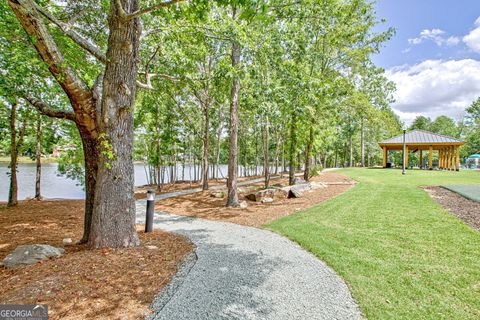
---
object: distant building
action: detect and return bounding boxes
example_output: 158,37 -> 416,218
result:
466,154 -> 480,169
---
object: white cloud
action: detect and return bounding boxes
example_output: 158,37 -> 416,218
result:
386,59 -> 480,123
408,28 -> 460,47
446,36 -> 460,46
463,17 -> 480,53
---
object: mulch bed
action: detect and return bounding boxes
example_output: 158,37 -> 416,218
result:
0,200 -> 193,319
135,174 -> 272,200
154,172 -> 355,227
424,186 -> 480,231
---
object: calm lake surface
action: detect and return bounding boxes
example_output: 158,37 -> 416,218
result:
0,162 -> 262,201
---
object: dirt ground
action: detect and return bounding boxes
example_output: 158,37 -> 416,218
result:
424,186 -> 480,231
155,171 -> 355,227
0,200 -> 193,320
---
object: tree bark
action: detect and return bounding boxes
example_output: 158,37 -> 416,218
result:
349,135 -> 353,167
89,0 -> 140,248
34,114 -> 42,200
360,118 -> 365,167
304,125 -> 313,181
263,115 -> 270,188
226,7 -> 240,207
201,105 -> 209,190
289,112 -> 297,185
8,102 -> 20,207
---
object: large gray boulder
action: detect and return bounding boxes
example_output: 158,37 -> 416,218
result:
287,183 -> 312,198
3,244 -> 65,268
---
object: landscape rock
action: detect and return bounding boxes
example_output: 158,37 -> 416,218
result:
288,184 -> 313,198
239,201 -> 248,209
62,238 -> 73,245
3,244 -> 65,268
238,186 -> 259,194
245,189 -> 276,202
310,182 -> 327,190
261,197 -> 274,203
210,191 -> 224,198
293,177 -> 307,185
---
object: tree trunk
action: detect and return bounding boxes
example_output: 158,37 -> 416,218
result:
34,114 -> 42,200
289,112 -> 297,185
79,133 -> 99,244
304,125 -> 313,181
201,105 -> 209,190
226,8 -> 240,207
349,136 -> 353,167
263,115 -> 270,188
8,102 -> 19,207
273,128 -> 280,175
89,1 -> 140,248
360,119 -> 365,167
215,125 -> 221,180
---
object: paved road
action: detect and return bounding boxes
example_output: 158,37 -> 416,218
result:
136,175 -> 361,320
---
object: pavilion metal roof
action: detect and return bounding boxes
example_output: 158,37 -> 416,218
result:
379,130 -> 465,145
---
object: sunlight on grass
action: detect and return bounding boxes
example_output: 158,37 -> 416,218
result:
267,168 -> 480,319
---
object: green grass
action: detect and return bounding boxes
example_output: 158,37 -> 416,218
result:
267,169 -> 480,319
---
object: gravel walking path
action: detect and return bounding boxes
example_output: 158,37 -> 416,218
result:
135,176 -> 361,319
136,213 -> 361,319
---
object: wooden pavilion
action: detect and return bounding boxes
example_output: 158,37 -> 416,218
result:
379,130 -> 465,171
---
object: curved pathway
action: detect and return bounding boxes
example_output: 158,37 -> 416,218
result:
136,176 -> 361,319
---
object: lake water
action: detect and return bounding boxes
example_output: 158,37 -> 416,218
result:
0,162 -> 270,201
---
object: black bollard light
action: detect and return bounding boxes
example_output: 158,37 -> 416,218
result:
145,190 -> 155,232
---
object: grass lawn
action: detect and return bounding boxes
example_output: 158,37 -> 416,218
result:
267,169 -> 480,320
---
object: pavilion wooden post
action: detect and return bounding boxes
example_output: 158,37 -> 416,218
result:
383,146 -> 387,168
438,149 -> 442,169
405,145 -> 409,169
440,149 -> 444,170
450,146 -> 455,171
448,146 -> 453,171
445,147 -> 450,170
428,146 -> 433,170
419,150 -> 423,169
456,145 -> 460,171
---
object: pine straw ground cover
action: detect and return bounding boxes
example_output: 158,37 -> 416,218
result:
154,171 -> 355,227
0,200 -> 193,319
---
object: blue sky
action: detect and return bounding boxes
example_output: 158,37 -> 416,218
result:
371,0 -> 480,124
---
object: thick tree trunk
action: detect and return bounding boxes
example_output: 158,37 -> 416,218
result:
289,112 -> 297,185
304,125 -> 313,181
226,9 -> 240,207
79,133 -> 99,244
34,114 -> 42,200
8,103 -> 19,207
89,1 -> 140,248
